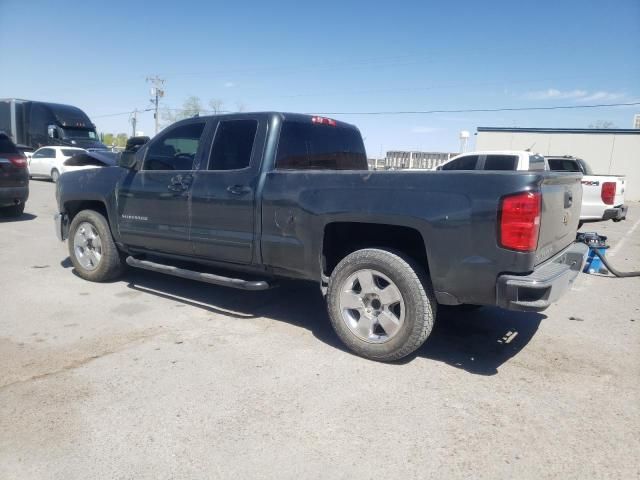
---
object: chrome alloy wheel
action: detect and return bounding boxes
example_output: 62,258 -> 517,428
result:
73,222 -> 103,271
339,269 -> 405,343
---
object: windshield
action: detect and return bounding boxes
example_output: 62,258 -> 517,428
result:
63,128 -> 98,140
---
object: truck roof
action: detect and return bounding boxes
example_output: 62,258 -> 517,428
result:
171,111 -> 360,131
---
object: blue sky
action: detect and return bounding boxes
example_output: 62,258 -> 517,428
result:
1,0 -> 638,155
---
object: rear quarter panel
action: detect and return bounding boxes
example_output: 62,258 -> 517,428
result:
260,170 -> 567,305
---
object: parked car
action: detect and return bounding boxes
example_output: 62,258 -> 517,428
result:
437,150 -> 627,226
29,146 -> 85,182
545,155 -> 626,226
54,113 -> 586,362
0,132 -> 29,216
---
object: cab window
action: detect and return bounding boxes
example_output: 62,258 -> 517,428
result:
483,154 -> 518,171
441,155 -> 479,170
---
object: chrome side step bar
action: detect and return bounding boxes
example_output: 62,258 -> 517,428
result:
125,256 -> 271,291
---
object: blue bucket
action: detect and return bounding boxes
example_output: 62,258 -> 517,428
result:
584,246 -> 609,274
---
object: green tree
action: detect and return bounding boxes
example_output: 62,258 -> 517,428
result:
102,133 -> 114,146
162,96 -> 203,126
115,133 -> 128,148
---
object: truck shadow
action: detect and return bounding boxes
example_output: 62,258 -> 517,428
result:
0,212 -> 37,222
411,306 -> 545,375
120,267 -> 544,376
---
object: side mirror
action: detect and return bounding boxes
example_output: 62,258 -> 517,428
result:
47,125 -> 58,139
118,151 -> 138,169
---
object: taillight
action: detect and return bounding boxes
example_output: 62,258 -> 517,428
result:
6,154 -> 27,168
601,182 -> 616,205
499,191 -> 541,252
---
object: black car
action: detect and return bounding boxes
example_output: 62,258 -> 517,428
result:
0,132 -> 29,216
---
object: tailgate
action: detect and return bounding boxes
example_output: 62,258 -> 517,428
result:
535,173 -> 583,265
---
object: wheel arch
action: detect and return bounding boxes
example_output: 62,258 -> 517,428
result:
322,221 -> 431,278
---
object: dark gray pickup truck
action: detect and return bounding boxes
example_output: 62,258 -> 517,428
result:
55,112 -> 587,361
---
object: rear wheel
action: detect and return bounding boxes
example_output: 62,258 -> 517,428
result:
327,248 -> 436,362
51,169 -> 60,183
68,210 -> 124,282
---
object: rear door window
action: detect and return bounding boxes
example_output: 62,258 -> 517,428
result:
207,120 -> 258,170
441,155 -> 479,170
276,121 -> 367,170
483,154 -> 517,171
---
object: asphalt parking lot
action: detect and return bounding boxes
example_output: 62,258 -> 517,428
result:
1,180 -> 639,480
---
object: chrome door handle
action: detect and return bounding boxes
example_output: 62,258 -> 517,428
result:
227,185 -> 251,195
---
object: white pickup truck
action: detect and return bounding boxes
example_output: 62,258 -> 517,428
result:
545,156 -> 627,226
437,151 -> 627,226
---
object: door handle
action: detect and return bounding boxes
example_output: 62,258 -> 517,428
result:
227,185 -> 251,195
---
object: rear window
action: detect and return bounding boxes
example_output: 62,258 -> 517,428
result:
548,158 -> 581,172
276,121 -> 367,170
483,154 -> 517,171
529,155 -> 546,171
0,134 -> 19,154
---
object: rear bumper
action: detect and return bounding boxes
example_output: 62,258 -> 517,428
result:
54,212 -> 69,241
603,204 -> 627,222
496,242 -> 588,312
0,186 -> 29,207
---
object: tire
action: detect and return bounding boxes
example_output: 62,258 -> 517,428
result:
326,248 -> 436,362
1,203 -> 25,217
68,209 -> 124,282
51,169 -> 60,183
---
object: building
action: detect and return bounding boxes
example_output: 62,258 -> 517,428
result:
634,114 -> 640,129
382,151 -> 457,170
476,127 -> 640,201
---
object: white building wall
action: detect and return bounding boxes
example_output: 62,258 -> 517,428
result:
476,131 -> 640,201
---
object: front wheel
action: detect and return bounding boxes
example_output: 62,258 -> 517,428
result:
68,209 -> 124,282
326,248 -> 436,362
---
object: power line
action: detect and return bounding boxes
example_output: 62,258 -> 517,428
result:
91,101 -> 639,120
309,102 -> 640,116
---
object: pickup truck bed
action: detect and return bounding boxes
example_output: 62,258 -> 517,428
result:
54,112 -> 586,361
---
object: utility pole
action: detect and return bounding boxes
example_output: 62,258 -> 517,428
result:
146,75 -> 165,135
130,109 -> 138,137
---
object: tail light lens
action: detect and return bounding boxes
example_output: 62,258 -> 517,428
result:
6,154 -> 28,168
601,182 -> 616,205
499,191 -> 541,252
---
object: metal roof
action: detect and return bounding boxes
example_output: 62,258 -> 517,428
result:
477,127 -> 640,135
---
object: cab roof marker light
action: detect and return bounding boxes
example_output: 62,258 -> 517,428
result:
311,116 -> 337,126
